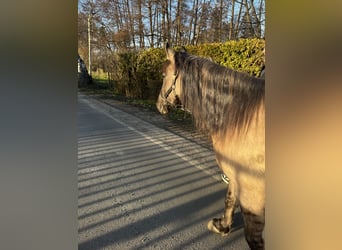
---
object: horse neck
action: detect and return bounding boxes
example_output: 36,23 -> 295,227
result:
180,64 -> 264,136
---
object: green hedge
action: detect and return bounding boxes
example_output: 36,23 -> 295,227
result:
111,38 -> 265,100
182,38 -> 265,76
136,48 -> 166,99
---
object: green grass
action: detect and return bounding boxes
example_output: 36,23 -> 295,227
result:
91,71 -> 109,81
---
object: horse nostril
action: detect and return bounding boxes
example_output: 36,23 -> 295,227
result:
156,102 -> 166,114
160,105 -> 168,114
161,107 -> 167,114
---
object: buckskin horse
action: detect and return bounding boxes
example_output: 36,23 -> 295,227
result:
156,43 -> 265,249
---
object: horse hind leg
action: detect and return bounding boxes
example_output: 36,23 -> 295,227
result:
241,206 -> 265,250
207,182 -> 237,236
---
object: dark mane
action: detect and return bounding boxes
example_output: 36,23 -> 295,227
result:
173,51 -> 265,135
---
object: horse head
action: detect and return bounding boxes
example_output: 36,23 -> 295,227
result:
156,43 -> 182,114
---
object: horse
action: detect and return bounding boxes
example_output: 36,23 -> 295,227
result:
156,43 -> 265,250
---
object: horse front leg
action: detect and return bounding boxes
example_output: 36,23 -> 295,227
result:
207,181 -> 237,236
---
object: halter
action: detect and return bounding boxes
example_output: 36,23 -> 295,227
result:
160,71 -> 190,112
162,71 -> 179,102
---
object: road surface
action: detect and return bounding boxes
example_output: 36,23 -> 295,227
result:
78,93 -> 248,249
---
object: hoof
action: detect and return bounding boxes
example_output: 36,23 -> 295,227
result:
207,218 -> 231,236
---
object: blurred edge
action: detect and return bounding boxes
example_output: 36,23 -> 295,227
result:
0,1 -> 77,250
266,0 -> 342,249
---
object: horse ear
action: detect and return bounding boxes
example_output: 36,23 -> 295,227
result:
165,42 -> 175,63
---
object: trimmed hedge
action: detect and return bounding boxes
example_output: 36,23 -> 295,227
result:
136,48 -> 166,99
182,38 -> 265,76
111,38 -> 265,100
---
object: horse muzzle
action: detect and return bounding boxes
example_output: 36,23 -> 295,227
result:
156,97 -> 169,114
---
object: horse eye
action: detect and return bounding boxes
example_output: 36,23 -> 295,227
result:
162,73 -> 166,78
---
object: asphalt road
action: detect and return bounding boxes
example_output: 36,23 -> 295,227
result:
78,93 -> 249,249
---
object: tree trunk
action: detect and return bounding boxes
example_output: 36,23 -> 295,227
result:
242,0 -> 255,37
137,0 -> 145,48
219,0 -> 223,42
229,0 -> 235,40
234,1 -> 243,39
147,0 -> 154,47
192,0 -> 199,45
125,0 -> 136,48
161,0 -> 167,44
176,0 -> 183,45
250,0 -> 261,37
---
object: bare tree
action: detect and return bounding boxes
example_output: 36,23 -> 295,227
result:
191,0 -> 200,45
78,0 -> 265,62
146,0 -> 155,47
136,0 -> 145,48
228,0 -> 235,40
175,0 -> 183,45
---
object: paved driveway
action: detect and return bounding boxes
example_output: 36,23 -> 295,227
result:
78,94 -> 248,249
